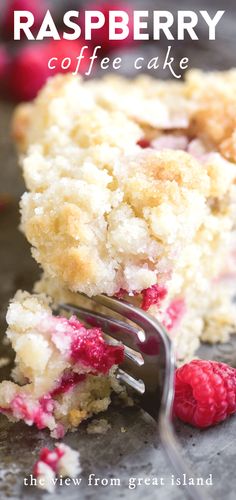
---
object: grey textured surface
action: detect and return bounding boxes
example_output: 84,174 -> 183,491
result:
1,1 -> 236,498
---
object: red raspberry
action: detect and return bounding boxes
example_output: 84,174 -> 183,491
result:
45,39 -> 93,76
8,44 -> 51,101
8,40 -> 92,102
174,360 -> 236,428
2,0 -> 48,39
141,284 -> 167,311
82,2 -> 135,53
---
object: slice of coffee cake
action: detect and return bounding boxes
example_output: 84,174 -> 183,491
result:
11,70 -> 236,362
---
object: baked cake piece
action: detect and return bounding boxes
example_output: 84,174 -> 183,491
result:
1,70 -> 236,437
11,70 -> 236,363
0,291 -> 124,437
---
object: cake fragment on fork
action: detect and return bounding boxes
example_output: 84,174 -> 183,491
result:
0,291 -> 125,437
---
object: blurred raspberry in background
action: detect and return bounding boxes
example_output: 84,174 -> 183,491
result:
7,44 -> 51,102
46,39 -> 93,76
0,0 -> 134,102
80,2 -> 135,53
2,0 -> 48,39
7,40 -> 92,102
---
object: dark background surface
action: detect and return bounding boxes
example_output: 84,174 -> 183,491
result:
1,1 -> 236,499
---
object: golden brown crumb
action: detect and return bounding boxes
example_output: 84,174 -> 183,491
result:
68,409 -> 88,427
187,69 -> 236,161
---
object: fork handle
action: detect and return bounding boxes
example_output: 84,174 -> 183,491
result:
159,413 -> 210,500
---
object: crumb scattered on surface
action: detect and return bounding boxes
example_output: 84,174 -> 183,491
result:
33,443 -> 81,493
87,418 -> 111,435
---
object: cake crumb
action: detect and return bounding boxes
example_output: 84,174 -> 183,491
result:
33,443 -> 81,493
120,427 -> 127,433
69,409 -> 88,427
87,418 -> 111,435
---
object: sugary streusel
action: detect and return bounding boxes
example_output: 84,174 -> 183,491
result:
10,71 -> 236,362
186,69 -> 236,161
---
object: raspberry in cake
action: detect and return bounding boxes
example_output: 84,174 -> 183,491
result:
11,70 -> 236,362
0,291 -> 124,437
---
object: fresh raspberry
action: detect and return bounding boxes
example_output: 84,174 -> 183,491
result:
69,317 -> 124,374
8,40 -> 92,102
8,44 -> 51,101
82,2 -> 135,53
2,0 -> 48,39
174,360 -> 236,428
45,39 -> 93,76
141,284 -> 167,311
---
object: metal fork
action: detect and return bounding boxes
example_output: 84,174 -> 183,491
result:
60,294 -> 209,500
